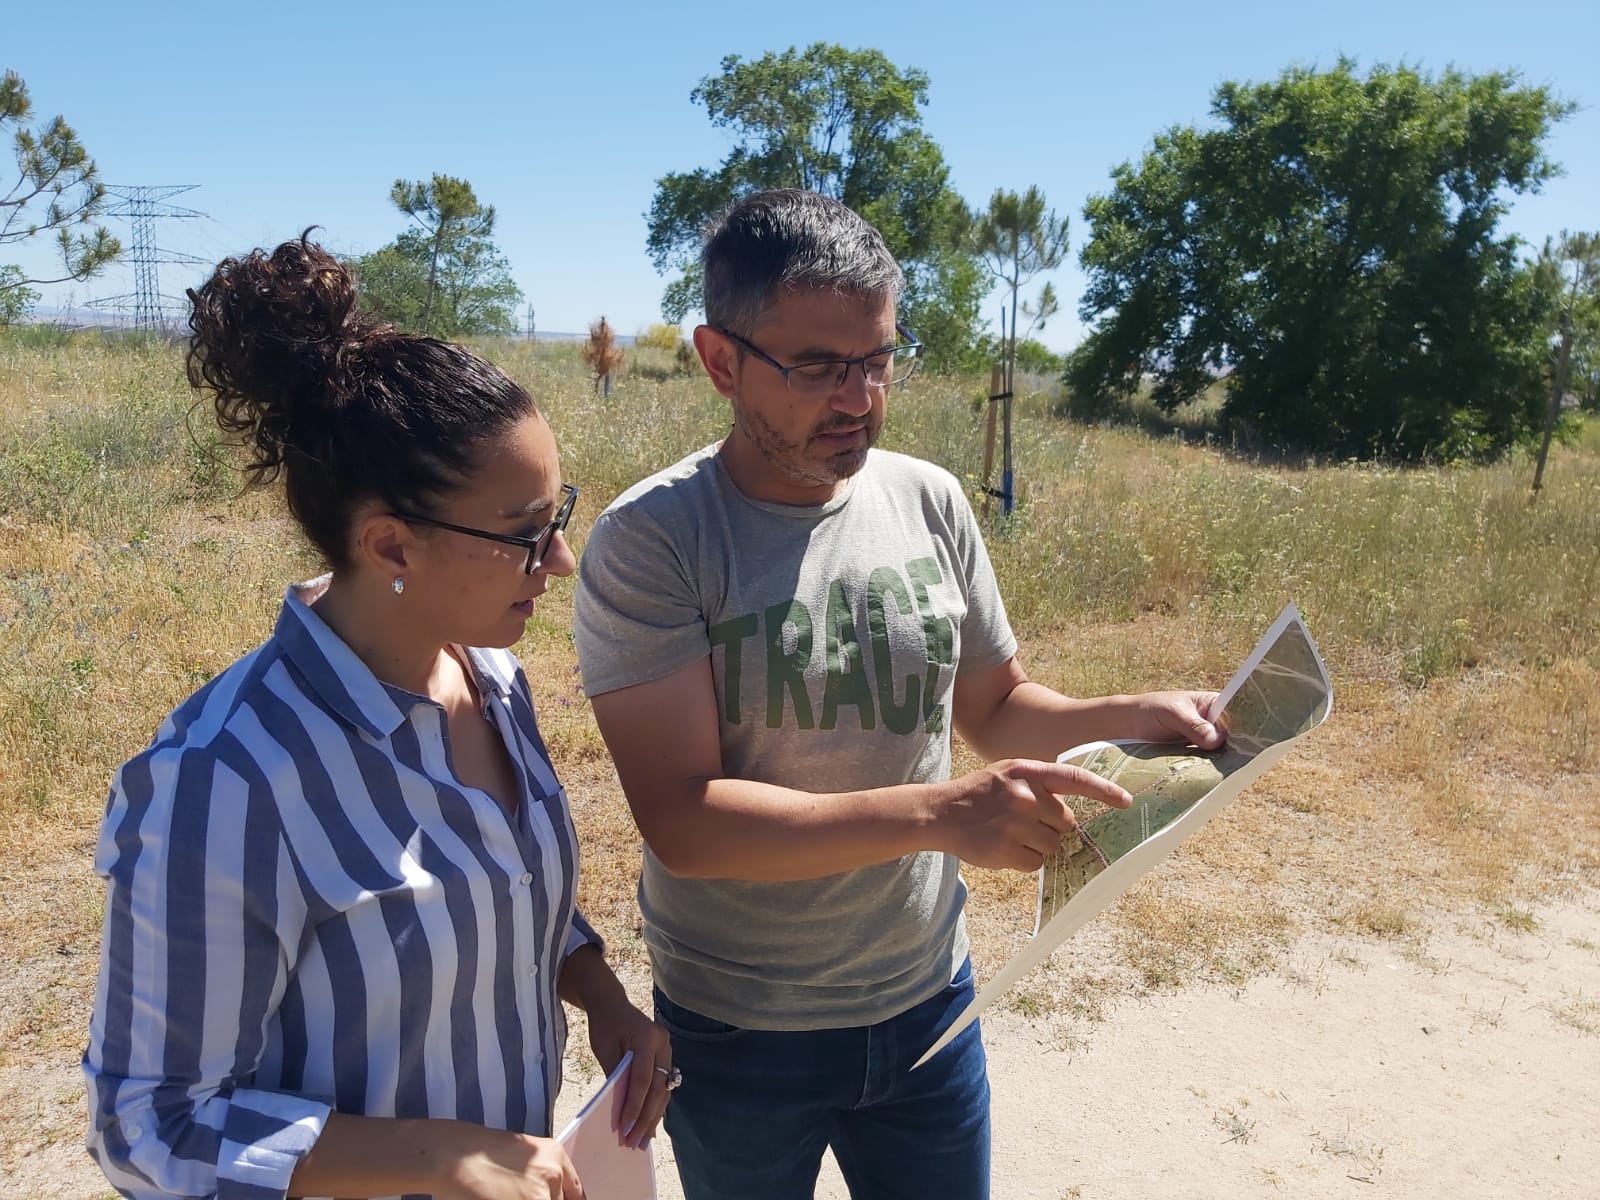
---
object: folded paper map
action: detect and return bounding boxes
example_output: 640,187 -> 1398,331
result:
915,602 -> 1332,1067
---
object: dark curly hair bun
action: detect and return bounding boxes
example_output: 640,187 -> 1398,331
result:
186,231 -> 386,484
185,231 -> 535,568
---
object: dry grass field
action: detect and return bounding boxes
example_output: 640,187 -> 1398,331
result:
2,328 -> 1597,1186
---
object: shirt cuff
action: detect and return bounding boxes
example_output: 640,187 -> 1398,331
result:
563,909 -> 605,958
217,1088 -> 332,1200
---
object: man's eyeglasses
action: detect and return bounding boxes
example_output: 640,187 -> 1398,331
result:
716,325 -> 923,396
388,484 -> 578,575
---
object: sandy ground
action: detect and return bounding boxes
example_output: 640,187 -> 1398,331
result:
6,891 -> 1597,1200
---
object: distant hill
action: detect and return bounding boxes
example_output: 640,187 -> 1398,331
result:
530,330 -> 637,346
22,309 -> 639,347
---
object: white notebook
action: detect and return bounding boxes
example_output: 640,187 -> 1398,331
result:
557,1050 -> 658,1199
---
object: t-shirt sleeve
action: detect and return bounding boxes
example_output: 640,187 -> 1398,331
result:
574,504 -> 712,697
948,480 -> 1017,675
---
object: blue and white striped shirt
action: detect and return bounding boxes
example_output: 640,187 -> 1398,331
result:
84,578 -> 601,1200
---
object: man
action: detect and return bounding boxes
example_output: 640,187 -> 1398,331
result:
573,189 -> 1219,1199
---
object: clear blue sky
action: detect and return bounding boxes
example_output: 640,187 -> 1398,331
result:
8,0 -> 1597,350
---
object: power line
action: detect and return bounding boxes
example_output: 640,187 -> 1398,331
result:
88,185 -> 208,333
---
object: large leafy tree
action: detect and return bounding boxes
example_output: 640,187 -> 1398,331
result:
646,44 -> 986,368
356,178 -> 522,338
1,70 -> 120,322
1068,61 -> 1572,462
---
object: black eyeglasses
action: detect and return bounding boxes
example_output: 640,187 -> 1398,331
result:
716,324 -> 923,396
388,484 -> 578,575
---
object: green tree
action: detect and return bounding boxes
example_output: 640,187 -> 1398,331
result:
432,232 -> 522,337
972,186 -> 1068,389
645,44 -> 987,368
1012,337 -> 1064,377
357,183 -> 522,338
1571,289 -> 1600,412
1068,61 -> 1572,462
1539,232 -> 1600,411
389,174 -> 496,335
1531,230 -> 1600,491
0,265 -> 37,324
1,70 -> 120,322
1574,305 -> 1600,412
352,241 -> 429,328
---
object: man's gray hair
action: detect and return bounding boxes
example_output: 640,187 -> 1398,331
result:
702,190 -> 904,337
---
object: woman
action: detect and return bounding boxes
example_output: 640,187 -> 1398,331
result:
83,234 -> 671,1200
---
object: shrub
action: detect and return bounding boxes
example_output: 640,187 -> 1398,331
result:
581,317 -> 626,395
636,322 -> 683,351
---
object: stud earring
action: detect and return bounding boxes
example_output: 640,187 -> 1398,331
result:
393,577 -> 405,595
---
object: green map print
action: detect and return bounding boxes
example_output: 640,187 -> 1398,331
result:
1040,616 -> 1332,927
1213,619 -> 1332,755
1040,744 -> 1250,923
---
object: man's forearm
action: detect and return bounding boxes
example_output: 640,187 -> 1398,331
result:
961,682 -> 1143,763
642,776 -> 946,882
592,656 -> 1149,883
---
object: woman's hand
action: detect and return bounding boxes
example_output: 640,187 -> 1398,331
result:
290,1114 -> 582,1199
557,944 -> 676,1150
584,992 -> 675,1149
432,1123 -> 583,1200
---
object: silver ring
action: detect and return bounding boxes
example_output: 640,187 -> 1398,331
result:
655,1065 -> 683,1091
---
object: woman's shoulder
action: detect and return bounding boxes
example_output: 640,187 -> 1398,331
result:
108,639 -> 303,807
98,641 -> 291,872
152,641 -> 283,748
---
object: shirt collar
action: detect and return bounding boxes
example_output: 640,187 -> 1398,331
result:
273,577 -> 410,740
460,645 -> 512,702
273,579 -> 515,739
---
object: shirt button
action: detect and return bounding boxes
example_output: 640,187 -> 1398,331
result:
123,1123 -> 142,1141
518,872 -> 533,886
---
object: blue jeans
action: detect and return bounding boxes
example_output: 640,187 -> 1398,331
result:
654,959 -> 990,1199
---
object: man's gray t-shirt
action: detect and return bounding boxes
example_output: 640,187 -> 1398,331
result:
574,445 -> 1017,1029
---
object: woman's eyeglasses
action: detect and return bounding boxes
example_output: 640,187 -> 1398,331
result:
388,483 -> 578,575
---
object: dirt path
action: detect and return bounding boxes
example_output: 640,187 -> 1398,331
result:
6,893 -> 1597,1200
965,892 -> 1600,1199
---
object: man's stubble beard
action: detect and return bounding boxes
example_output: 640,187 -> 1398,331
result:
732,399 -> 880,490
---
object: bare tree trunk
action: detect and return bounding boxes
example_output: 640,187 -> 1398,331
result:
1001,296 -> 1016,517
982,363 -> 1001,519
1532,320 -> 1572,497
421,223 -> 446,335
1007,273 -> 1019,397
